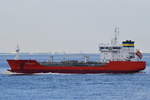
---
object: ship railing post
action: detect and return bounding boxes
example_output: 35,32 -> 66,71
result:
48,56 -> 54,63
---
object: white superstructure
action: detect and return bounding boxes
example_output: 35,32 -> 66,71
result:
99,28 -> 137,62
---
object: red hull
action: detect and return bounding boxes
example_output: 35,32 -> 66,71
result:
7,60 -> 146,74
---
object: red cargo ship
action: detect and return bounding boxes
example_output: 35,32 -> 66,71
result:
7,60 -> 145,73
7,29 -> 146,74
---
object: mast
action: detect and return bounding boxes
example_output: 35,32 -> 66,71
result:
111,27 -> 119,46
15,44 -> 20,60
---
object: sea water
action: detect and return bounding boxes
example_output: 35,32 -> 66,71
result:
0,53 -> 150,100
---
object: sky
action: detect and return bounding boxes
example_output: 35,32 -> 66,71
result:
0,0 -> 149,53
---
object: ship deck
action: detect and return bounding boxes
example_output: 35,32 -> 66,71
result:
39,61 -> 107,67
